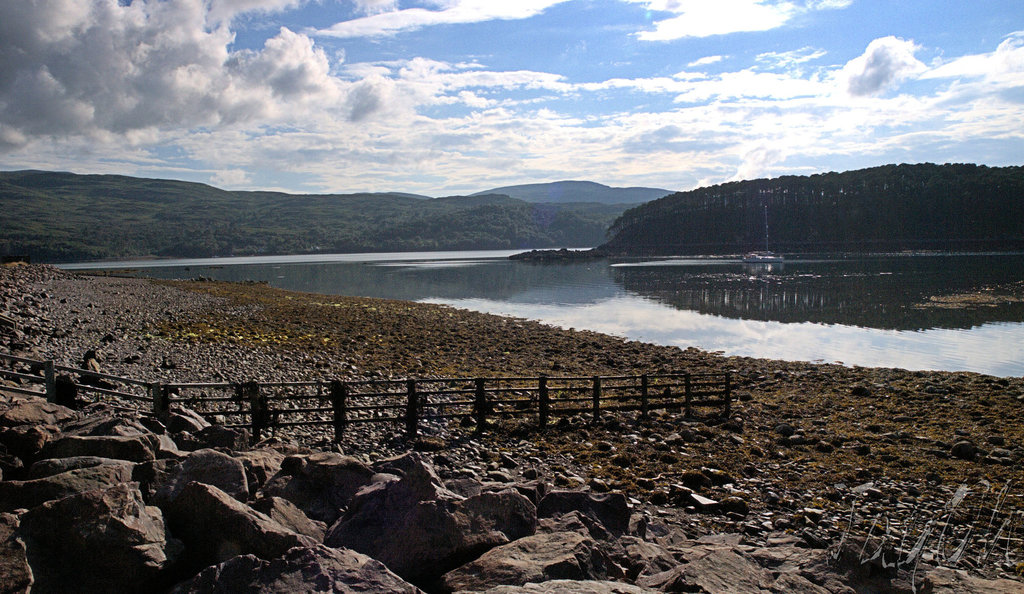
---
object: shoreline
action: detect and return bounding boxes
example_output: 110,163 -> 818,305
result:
3,264 -> 1024,580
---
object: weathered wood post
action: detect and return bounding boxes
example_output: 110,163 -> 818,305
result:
592,376 -> 601,423
44,360 -> 56,403
723,373 -> 732,416
406,379 -> 419,438
684,374 -> 692,418
239,382 -> 267,444
538,375 -> 549,429
330,380 -> 348,442
474,378 -> 487,434
151,382 -> 168,419
640,374 -> 649,419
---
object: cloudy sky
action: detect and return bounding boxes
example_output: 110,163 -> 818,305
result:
1,0 -> 1021,195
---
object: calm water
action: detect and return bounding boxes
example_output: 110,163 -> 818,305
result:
60,251 -> 1024,377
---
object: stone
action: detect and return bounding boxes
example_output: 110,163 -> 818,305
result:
469,580 -> 655,593
615,536 -> 678,580
537,491 -> 630,537
950,440 -> 978,461
234,448 -> 285,496
172,545 -> 421,593
154,448 -> 249,506
39,434 -> 155,463
0,462 -> 135,512
441,531 -> 605,593
638,544 -> 774,594
164,481 -> 317,565
0,396 -> 76,428
325,456 -> 534,587
0,425 -> 55,463
250,496 -> 327,542
258,451 -> 375,525
0,512 -> 32,594
177,425 -> 250,452
162,407 -> 211,434
19,482 -> 177,592
27,455 -> 128,479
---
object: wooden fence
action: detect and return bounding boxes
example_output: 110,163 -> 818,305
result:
0,353 -> 732,443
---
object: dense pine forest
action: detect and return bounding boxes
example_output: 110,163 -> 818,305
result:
600,163 -> 1024,255
0,171 -> 626,262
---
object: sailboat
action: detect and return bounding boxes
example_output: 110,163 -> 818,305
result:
742,203 -> 784,264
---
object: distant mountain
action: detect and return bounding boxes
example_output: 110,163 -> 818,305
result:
600,163 -> 1024,256
472,181 -> 672,205
0,171 -> 627,263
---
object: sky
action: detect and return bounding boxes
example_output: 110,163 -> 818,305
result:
0,0 -> 1022,196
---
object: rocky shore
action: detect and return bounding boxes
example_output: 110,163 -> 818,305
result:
2,263 -> 1024,592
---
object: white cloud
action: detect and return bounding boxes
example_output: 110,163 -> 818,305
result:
921,31 -> 1024,85
756,46 -> 827,70
629,0 -> 849,40
316,0 -> 571,38
207,0 -> 306,23
688,55 -> 725,67
837,36 -> 926,97
211,168 -> 251,187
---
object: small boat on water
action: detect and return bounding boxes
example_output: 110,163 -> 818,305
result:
743,203 -> 784,264
742,251 -> 784,264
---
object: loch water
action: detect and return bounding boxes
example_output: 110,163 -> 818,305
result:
61,251 -> 1024,377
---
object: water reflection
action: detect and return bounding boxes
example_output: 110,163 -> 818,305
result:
612,254 -> 1024,331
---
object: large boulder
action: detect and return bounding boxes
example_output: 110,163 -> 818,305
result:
18,482 -> 178,592
258,451 -> 375,524
172,545 -> 421,593
234,448 -> 286,496
153,448 -> 249,506
442,531 -> 606,593
324,455 -> 536,588
0,425 -> 57,464
164,482 -> 317,566
38,434 -> 155,463
250,496 -> 327,542
0,512 -> 32,594
470,581 -> 656,593
537,491 -> 630,537
28,455 -> 130,479
0,462 -> 134,512
175,425 -> 250,452
0,396 -> 76,428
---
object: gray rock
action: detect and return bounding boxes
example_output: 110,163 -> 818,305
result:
258,451 -> 374,524
176,425 -> 251,452
19,482 -> 177,592
0,462 -> 134,512
172,545 -> 421,593
27,455 -> 128,479
442,531 -> 606,592
0,512 -> 32,594
164,481 -> 316,565
469,580 -> 656,593
0,396 -> 76,428
250,496 -> 327,542
638,544 -> 775,594
39,434 -> 155,463
325,456 -> 530,586
950,440 -> 978,461
537,491 -> 630,537
154,448 -> 249,506
234,448 -> 285,495
162,407 -> 211,434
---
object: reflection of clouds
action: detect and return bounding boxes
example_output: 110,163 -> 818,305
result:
420,296 -> 1024,377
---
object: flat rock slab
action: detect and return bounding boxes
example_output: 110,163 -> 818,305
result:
0,397 -> 76,428
0,462 -> 134,512
174,545 -> 421,593
39,434 -> 155,462
466,580 -> 656,593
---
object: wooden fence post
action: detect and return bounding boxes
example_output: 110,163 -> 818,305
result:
44,360 -> 56,403
474,378 -> 487,434
592,376 -> 601,423
151,383 -> 168,418
684,374 -> 692,418
538,375 -> 549,429
239,382 -> 267,444
406,379 -> 419,438
640,374 -> 649,419
330,380 -> 348,442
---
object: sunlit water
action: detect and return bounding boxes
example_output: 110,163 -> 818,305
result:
60,251 -> 1024,377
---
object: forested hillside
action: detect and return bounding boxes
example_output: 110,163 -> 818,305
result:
600,163 -> 1024,255
0,171 -> 625,262
472,180 -> 670,204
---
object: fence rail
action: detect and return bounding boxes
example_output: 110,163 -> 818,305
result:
1,352 -> 732,443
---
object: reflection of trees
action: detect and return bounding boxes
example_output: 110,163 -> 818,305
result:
135,259 -> 622,304
612,256 -> 1024,331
